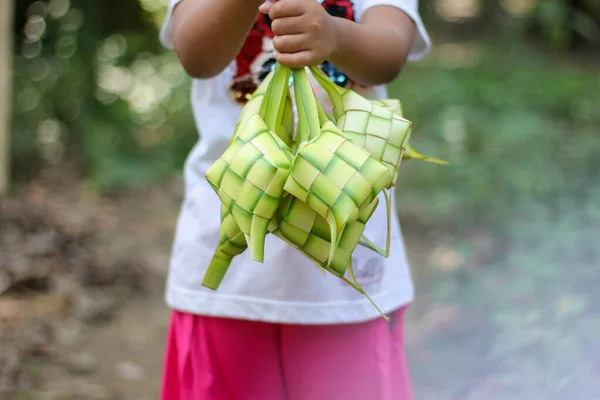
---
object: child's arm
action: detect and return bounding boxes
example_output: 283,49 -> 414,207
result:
170,0 -> 265,79
261,0 -> 417,86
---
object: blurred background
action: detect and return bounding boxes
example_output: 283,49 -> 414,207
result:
1,0 -> 599,399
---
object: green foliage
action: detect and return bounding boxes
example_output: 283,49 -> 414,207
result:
532,0 -> 600,49
12,0 -> 599,192
420,0 -> 600,51
392,46 -> 600,231
12,0 -> 196,191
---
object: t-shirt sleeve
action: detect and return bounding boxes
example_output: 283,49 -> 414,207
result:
355,0 -> 431,61
159,0 -> 184,49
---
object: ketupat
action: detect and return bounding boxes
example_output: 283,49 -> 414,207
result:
284,68 -> 390,269
202,62 -> 444,319
308,66 -> 446,257
283,122 -> 391,268
307,65 -> 412,258
308,65 -> 412,187
203,64 -> 293,288
206,115 -> 292,262
203,66 -> 295,290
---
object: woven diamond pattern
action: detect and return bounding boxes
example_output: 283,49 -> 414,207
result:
206,114 -> 292,260
335,93 -> 412,186
272,194 -> 379,276
283,121 -> 390,233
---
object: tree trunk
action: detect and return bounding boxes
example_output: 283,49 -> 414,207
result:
0,0 -> 14,195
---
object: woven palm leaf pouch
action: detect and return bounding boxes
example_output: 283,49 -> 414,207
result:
203,62 -> 445,320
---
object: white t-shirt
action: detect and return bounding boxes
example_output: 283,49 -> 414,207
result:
160,0 -> 431,324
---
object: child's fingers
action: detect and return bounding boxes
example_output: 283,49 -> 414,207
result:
271,16 -> 305,35
268,0 -> 304,20
273,34 -> 309,54
274,50 -> 317,69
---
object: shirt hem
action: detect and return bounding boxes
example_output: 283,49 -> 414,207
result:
164,284 -> 415,325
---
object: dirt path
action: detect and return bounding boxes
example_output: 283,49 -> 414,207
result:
38,278 -> 171,400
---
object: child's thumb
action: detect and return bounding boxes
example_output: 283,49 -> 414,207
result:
258,0 -> 276,14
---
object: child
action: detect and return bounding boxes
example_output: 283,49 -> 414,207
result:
159,0 -> 430,398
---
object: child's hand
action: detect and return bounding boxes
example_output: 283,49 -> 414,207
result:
259,0 -> 337,68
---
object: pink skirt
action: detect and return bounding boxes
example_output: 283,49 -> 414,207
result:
161,307 -> 412,400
